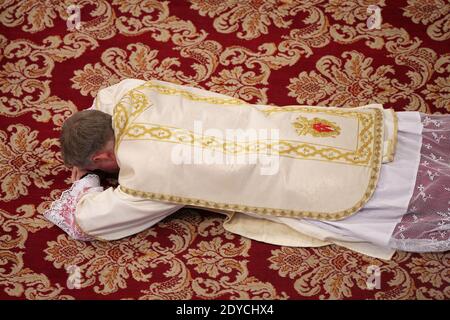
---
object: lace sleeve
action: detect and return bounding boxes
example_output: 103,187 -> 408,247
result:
43,174 -> 103,241
388,113 -> 450,252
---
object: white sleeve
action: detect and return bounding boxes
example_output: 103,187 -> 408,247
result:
75,186 -> 184,240
44,174 -> 184,241
43,174 -> 104,241
88,78 -> 146,114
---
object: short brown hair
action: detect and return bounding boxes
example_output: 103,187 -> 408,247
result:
60,110 -> 114,168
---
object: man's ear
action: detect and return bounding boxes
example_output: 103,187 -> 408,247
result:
91,151 -> 110,162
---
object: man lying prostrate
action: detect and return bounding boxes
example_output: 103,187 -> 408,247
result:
44,79 -> 450,259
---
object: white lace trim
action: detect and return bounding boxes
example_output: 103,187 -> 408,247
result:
43,174 -> 102,241
387,113 -> 450,253
388,237 -> 450,252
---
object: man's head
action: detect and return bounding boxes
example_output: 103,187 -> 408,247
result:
60,110 -> 119,173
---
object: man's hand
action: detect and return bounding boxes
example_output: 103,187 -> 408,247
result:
71,167 -> 89,183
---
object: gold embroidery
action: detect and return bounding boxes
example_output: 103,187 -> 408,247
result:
113,81 -> 385,220
112,80 -> 250,154
292,116 -> 341,138
122,113 -> 373,165
112,84 -> 152,152
388,109 -> 399,162
113,81 -> 379,166
120,108 -> 382,222
142,82 -> 248,105
261,106 -> 362,117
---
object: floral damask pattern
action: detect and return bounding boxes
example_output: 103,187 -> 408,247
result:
0,0 -> 449,299
0,124 -> 64,202
422,76 -> 450,112
71,42 -> 184,98
288,51 -> 398,107
269,246 -> 385,299
189,0 -> 298,40
71,63 -> 120,97
403,0 -> 450,41
0,0 -> 70,33
324,0 -> 385,25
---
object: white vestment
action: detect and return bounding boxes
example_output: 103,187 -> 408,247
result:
46,79 -> 423,260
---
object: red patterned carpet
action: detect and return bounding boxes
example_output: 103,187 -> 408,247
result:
0,0 -> 449,300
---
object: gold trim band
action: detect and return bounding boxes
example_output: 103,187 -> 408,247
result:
114,81 -> 385,221
119,109 -> 383,221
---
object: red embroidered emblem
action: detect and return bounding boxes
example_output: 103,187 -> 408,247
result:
292,116 -> 341,138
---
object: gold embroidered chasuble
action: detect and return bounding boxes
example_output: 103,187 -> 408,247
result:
110,80 -> 398,222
